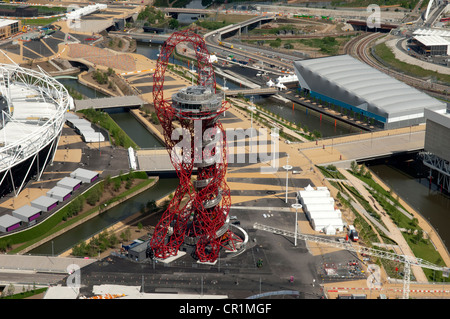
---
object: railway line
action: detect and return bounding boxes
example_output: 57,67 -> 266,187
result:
347,32 -> 449,100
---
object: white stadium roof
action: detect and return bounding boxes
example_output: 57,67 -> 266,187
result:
413,28 -> 450,38
413,35 -> 450,46
293,55 -> 447,128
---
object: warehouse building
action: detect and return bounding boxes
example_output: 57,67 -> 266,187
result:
293,55 -> 447,129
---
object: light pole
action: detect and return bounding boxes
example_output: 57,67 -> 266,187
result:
291,203 -> 302,247
223,78 -> 228,117
248,96 -> 256,152
283,155 -> 292,204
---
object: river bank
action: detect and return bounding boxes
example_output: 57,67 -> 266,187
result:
12,174 -> 159,255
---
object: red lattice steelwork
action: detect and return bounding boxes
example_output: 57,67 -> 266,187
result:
149,29 -> 242,263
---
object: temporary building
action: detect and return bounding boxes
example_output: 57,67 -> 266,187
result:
324,224 -> 337,235
303,203 -> 335,214
297,184 -> 344,234
57,177 -> 82,192
31,196 -> 59,212
311,218 -> 344,232
66,118 -> 91,129
307,210 -> 342,221
47,186 -> 73,202
81,131 -> 105,143
298,190 -> 330,199
298,184 -> 330,199
12,205 -> 41,223
300,197 -> 335,206
0,214 -> 22,232
70,168 -> 99,183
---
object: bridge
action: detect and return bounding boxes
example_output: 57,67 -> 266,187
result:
74,96 -> 145,111
134,148 -> 177,174
132,126 -> 426,173
109,31 -> 170,43
205,14 -> 276,40
297,125 -> 426,167
161,7 -> 216,17
225,87 -> 277,96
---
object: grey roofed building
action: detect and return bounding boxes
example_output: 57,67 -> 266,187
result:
47,186 -> 72,202
70,168 -> 99,183
293,54 -> 447,129
12,205 -> 41,223
31,195 -> 59,212
57,177 -> 82,191
0,214 -> 22,232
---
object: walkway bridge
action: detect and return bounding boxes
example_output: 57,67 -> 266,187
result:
74,95 -> 145,111
298,125 -> 426,167
205,14 -> 276,40
225,87 -> 277,96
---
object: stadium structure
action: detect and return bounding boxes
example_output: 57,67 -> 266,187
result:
0,64 -> 73,199
293,55 -> 447,129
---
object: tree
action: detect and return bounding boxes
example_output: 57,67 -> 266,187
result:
350,161 -> 358,174
169,18 -> 179,29
7,283 -> 15,296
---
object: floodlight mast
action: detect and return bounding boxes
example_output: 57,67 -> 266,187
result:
253,223 -> 449,299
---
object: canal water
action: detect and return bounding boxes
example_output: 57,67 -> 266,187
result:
108,109 -> 164,149
366,156 -> 450,251
28,178 -> 179,256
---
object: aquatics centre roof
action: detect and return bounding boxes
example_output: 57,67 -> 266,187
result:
293,55 -> 446,126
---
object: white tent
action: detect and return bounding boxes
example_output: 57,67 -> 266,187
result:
276,74 -> 298,84
266,79 -> 275,87
324,224 -> 337,235
298,189 -> 330,198
300,197 -> 335,206
303,203 -> 335,214
208,55 -> 218,63
275,82 -> 287,90
311,218 -> 344,232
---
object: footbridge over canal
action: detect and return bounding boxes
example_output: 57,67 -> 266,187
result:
74,95 -> 146,111
298,125 -> 426,167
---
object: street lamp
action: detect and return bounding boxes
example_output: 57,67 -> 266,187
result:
223,78 -> 228,117
283,155 -> 292,204
291,203 -> 302,247
248,95 -> 256,152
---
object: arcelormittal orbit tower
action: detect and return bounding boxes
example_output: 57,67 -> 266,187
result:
148,29 -> 242,263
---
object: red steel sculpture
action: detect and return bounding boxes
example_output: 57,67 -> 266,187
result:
149,29 -> 242,262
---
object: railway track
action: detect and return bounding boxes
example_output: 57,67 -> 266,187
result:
348,32 -> 449,99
